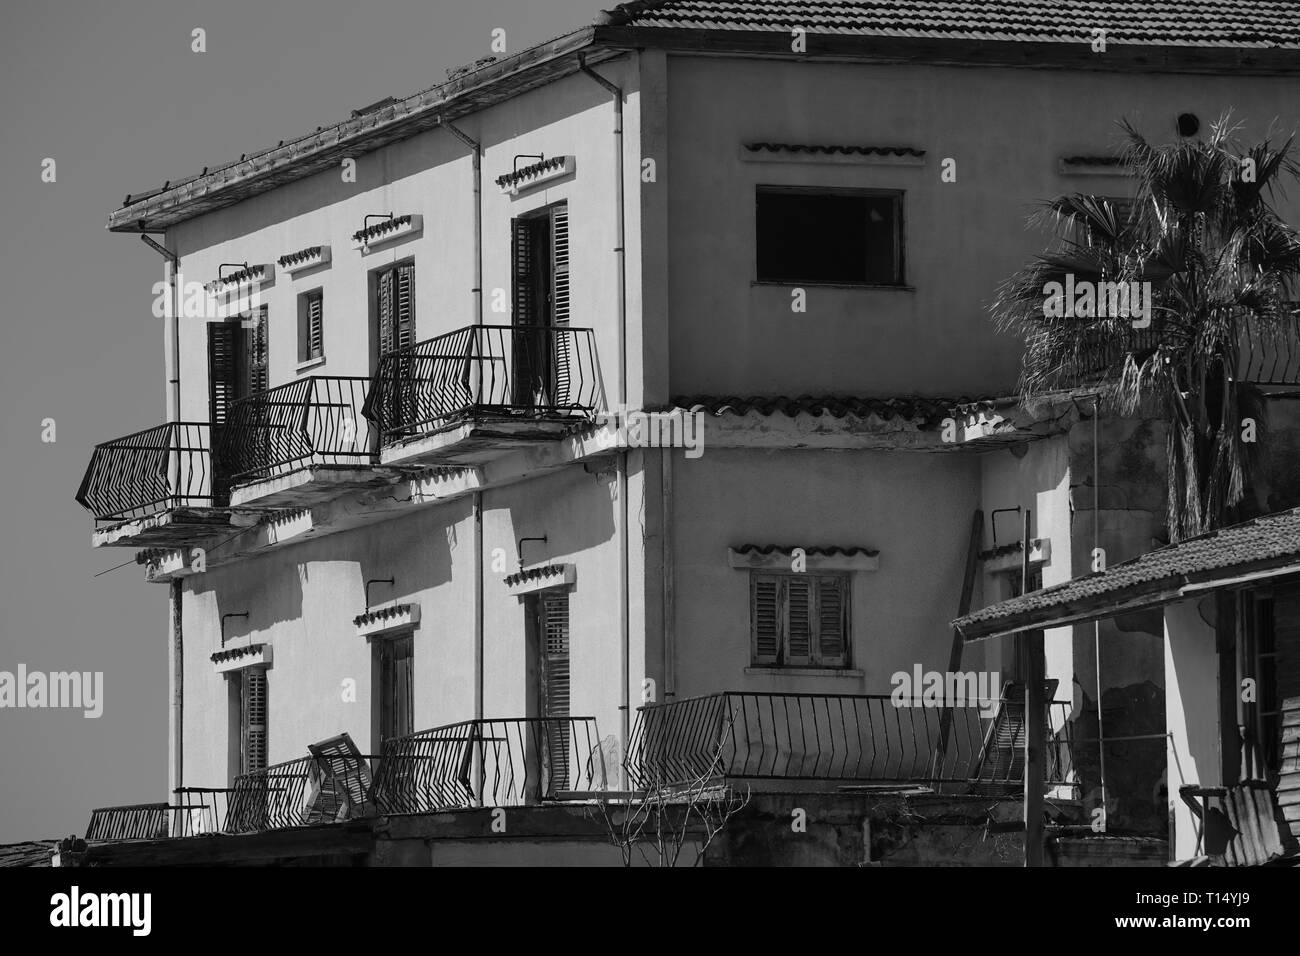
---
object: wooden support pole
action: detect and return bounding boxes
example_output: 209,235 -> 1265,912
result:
1023,510 -> 1046,867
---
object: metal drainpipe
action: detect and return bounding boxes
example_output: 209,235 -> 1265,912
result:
140,230 -> 184,804
578,55 -> 630,784
443,118 -> 485,736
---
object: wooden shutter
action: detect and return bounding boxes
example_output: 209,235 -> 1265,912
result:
786,577 -> 813,664
395,263 -> 415,349
208,322 -> 239,425
380,634 -> 415,743
377,269 -> 395,355
245,306 -> 269,394
241,667 -> 268,774
817,576 -> 849,666
752,575 -> 780,665
512,219 -> 537,326
550,204 -> 571,403
540,590 -> 571,792
307,291 -> 323,360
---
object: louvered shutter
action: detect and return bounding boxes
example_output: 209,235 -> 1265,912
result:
395,263 -> 415,349
208,322 -> 238,425
307,292 -> 323,360
550,204 -> 572,404
512,219 -> 536,326
242,667 -> 268,774
245,307 -> 269,395
786,577 -> 813,664
540,590 -> 571,793
817,576 -> 848,666
752,576 -> 780,665
377,269 -> 395,355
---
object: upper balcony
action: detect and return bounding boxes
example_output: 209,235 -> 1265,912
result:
364,324 -> 604,467
217,376 -> 390,510
75,422 -> 231,548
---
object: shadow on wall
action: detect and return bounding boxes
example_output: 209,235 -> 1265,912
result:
1071,678 -> 1168,838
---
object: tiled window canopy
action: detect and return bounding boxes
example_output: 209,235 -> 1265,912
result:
277,245 -> 331,274
204,263 -> 273,293
211,643 -> 272,674
351,214 -> 422,251
505,563 -> 576,596
728,545 -> 880,572
497,155 -> 575,194
741,143 -> 925,166
354,603 -> 421,638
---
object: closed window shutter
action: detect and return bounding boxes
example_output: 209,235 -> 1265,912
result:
817,576 -> 849,666
512,219 -> 536,326
242,668 -> 268,774
752,576 -> 780,665
246,306 -> 269,394
786,577 -> 813,664
551,205 -> 571,403
395,263 -> 415,349
308,292 -> 323,359
540,590 -> 571,791
377,269 -> 395,355
208,322 -> 238,425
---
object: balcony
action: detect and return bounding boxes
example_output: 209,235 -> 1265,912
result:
364,324 -> 604,466
625,691 -> 1075,795
75,422 -> 230,548
217,376 -> 390,509
80,717 -> 608,846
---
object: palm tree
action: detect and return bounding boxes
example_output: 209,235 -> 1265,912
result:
993,116 -> 1300,541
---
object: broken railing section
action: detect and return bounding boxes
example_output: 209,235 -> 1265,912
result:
364,324 -> 603,444
85,717 -> 609,840
75,422 -> 217,523
216,376 -> 376,484
623,691 -> 1076,793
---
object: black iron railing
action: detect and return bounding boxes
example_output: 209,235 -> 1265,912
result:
364,325 -> 603,445
76,422 -> 216,523
224,753 -> 377,833
85,803 -> 171,842
372,717 -> 608,813
216,376 -> 375,484
1238,314 -> 1300,385
625,692 -> 1075,792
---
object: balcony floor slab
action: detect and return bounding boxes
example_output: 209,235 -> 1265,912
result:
379,415 -> 588,467
229,465 -> 407,510
91,508 -> 233,549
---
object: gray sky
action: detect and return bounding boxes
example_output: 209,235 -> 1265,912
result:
0,0 -> 599,843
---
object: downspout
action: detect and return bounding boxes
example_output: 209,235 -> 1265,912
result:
140,230 -> 184,807
443,117 -> 485,729
578,55 -> 630,784
444,117 -> 487,801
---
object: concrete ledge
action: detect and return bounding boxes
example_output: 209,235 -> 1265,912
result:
230,465 -> 404,509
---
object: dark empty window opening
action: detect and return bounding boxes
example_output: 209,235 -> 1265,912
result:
757,187 -> 903,286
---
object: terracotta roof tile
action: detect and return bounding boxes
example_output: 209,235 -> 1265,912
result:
602,1 -> 1300,48
669,394 -> 986,426
955,506 -> 1300,638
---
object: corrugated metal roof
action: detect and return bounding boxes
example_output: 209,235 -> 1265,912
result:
602,1 -> 1300,48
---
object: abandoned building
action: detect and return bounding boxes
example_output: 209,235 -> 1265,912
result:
64,1 -> 1300,865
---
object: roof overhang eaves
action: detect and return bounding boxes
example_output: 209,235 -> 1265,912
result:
956,557 -> 1300,643
106,26 -> 609,234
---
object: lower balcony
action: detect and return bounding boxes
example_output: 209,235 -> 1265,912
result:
365,324 -> 604,466
218,376 -> 394,510
77,717 -> 608,845
75,422 -> 231,548
624,690 -> 1076,796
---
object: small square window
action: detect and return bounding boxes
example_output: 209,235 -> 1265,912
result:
751,572 -> 850,668
297,289 -> 324,363
756,187 -> 903,285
